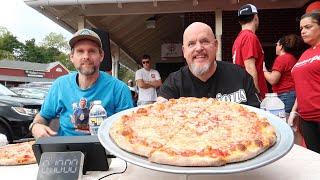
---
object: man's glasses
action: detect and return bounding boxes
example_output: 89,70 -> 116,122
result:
142,61 -> 150,64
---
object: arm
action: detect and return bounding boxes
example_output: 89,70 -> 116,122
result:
115,85 -> 134,113
31,113 -> 57,139
244,70 -> 260,108
264,71 -> 281,85
157,72 -> 179,100
244,58 -> 260,93
148,79 -> 162,88
287,99 -> 299,130
136,79 -> 153,89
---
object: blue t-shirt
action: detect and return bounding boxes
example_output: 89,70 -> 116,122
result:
40,71 -> 133,136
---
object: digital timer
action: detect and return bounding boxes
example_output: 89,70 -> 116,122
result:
37,151 -> 84,180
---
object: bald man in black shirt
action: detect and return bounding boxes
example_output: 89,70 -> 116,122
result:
157,22 -> 260,107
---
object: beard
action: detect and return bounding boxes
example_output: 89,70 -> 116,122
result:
189,61 -> 211,77
76,64 -> 97,76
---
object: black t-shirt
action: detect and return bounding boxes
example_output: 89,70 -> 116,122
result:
158,61 -> 260,107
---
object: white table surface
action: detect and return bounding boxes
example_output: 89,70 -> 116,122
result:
1,145 -> 319,180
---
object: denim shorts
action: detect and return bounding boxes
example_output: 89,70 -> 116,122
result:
278,91 -> 296,113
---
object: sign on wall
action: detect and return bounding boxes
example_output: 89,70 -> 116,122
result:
25,70 -> 45,78
161,43 -> 182,60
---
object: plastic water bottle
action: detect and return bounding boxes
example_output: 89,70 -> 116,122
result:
89,100 -> 107,135
260,93 -> 271,111
0,133 -> 8,147
265,93 -> 286,121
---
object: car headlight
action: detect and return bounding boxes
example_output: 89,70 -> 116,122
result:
11,107 -> 39,116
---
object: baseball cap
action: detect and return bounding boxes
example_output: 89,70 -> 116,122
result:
69,28 -> 102,48
238,4 -> 258,17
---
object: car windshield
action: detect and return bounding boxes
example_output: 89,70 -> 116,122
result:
0,84 -> 17,96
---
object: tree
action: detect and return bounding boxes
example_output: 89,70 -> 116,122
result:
40,32 -> 74,70
118,64 -> 135,83
40,32 -> 69,53
0,27 -> 23,59
18,38 -> 44,62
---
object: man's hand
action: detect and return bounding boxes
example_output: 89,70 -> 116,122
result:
32,123 -> 57,139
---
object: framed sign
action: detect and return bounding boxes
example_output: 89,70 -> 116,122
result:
37,151 -> 84,180
161,43 -> 182,60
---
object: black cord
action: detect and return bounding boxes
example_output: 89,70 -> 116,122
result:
97,160 -> 128,180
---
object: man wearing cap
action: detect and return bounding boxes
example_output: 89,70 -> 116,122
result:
232,4 -> 268,100
30,28 -> 133,138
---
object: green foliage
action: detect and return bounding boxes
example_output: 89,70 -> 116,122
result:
118,64 -> 135,84
0,27 -> 23,59
0,26 -> 72,70
40,32 -> 69,53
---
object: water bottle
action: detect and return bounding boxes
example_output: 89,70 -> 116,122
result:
89,100 -> 107,135
265,93 -> 286,121
0,133 -> 8,147
260,93 -> 272,111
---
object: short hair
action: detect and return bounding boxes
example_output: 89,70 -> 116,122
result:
238,14 -> 255,25
141,54 -> 151,60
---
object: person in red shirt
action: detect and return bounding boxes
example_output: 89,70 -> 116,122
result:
232,4 -> 268,99
289,12 -> 320,153
263,34 -> 304,113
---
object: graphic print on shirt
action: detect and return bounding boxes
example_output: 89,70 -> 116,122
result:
151,73 -> 156,78
293,54 -> 320,69
216,89 -> 247,103
71,97 -> 90,132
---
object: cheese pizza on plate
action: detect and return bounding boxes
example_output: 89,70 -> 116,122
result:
0,141 -> 36,165
110,97 -> 276,166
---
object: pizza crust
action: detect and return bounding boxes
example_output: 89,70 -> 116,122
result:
110,120 -> 153,157
149,150 -> 226,166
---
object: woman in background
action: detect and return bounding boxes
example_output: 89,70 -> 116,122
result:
289,12 -> 320,153
263,34 -> 303,113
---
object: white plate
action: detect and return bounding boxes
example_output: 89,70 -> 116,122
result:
98,105 -> 294,174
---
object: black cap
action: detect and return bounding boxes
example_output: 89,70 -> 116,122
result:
238,4 -> 258,17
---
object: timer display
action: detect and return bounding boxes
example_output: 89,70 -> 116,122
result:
37,151 -> 84,180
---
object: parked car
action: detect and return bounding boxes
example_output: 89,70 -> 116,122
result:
19,82 -> 53,89
10,87 -> 48,100
0,83 -> 42,143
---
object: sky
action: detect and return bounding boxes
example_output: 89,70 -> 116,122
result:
0,0 -> 72,44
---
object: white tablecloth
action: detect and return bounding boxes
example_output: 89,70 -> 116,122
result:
1,145 -> 319,180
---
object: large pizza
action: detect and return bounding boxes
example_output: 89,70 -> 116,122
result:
110,97 -> 276,166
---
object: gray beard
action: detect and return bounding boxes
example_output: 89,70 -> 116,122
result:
189,62 -> 211,77
77,66 -> 97,76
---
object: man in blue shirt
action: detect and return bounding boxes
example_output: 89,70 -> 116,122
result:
30,28 -> 133,137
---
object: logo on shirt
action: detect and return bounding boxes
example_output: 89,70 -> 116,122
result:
151,74 -> 156,78
71,97 -> 91,133
216,89 -> 247,103
293,55 -> 320,70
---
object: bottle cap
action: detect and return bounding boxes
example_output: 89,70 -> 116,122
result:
265,93 -> 277,97
93,100 -> 102,105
